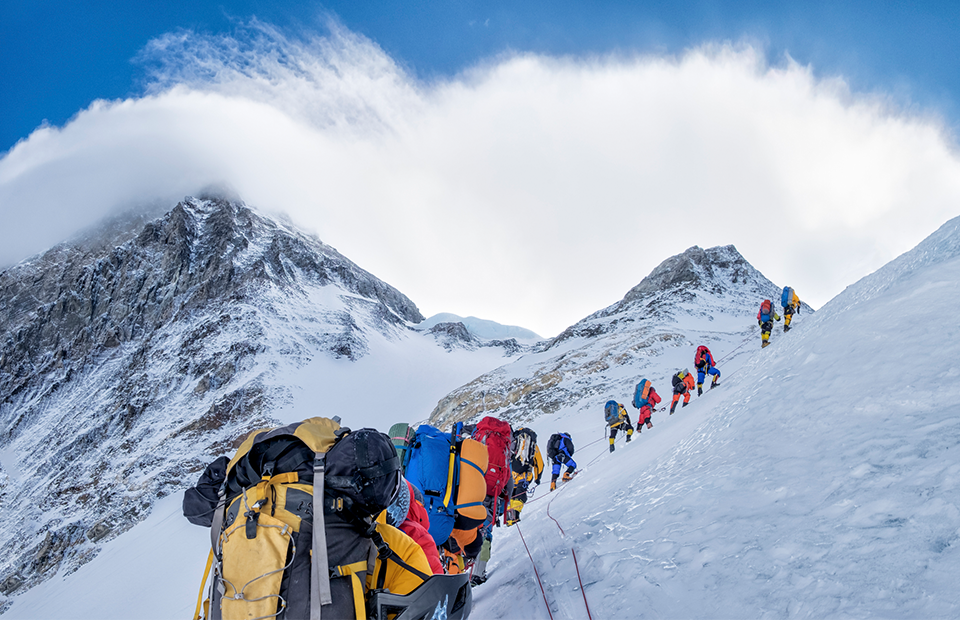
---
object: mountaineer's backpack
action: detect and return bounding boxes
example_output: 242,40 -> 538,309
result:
185,417 -> 408,620
472,417 -> 514,516
512,427 -> 538,473
389,422 -> 416,472
633,379 -> 653,409
781,286 -> 793,309
547,433 -> 560,461
405,425 -> 488,546
695,346 -> 711,368
604,400 -> 621,425
759,299 -> 772,322
547,433 -> 574,461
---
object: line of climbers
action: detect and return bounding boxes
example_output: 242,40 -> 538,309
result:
180,288 -> 804,620
600,286 -> 802,454
182,414 -> 580,619
758,285 -> 802,348
602,342 -> 722,451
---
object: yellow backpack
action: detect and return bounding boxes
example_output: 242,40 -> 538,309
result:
189,417 -> 415,620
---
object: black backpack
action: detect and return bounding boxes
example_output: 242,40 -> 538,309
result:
548,433 -> 574,457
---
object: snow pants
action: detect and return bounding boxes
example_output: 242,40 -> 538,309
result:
551,455 -> 576,481
637,405 -> 654,428
760,320 -> 774,343
609,416 -> 634,440
784,305 -> 796,328
696,366 -> 720,386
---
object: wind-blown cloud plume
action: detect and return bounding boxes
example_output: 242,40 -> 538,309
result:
2,19 -> 959,336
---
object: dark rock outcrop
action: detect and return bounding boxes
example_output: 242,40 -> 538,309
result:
0,196 -> 424,596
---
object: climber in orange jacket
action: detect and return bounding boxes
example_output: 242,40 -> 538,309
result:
670,369 -> 696,414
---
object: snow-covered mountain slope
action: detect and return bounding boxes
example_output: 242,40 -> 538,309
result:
0,197 -> 519,607
429,244 -> 807,432
469,215 -> 960,619
418,313 -> 544,343
7,212 -> 958,619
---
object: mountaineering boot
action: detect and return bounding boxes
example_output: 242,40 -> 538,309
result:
626,433 -> 632,443
682,401 -> 689,408
470,571 -> 488,587
697,385 -> 703,396
550,480 -> 557,492
784,324 -> 791,332
562,470 -> 576,482
669,402 -> 677,415
609,443 -> 615,453
711,381 -> 719,389
761,341 -> 770,348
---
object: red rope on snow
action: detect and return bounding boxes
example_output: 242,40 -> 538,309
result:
546,495 -> 565,536
546,490 -> 594,620
516,523 -> 555,620
571,549 -> 594,620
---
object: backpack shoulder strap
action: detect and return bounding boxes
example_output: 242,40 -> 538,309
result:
311,452 -> 333,618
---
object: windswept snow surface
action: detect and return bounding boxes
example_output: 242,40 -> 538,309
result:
471,217 -> 960,618
6,216 -> 960,618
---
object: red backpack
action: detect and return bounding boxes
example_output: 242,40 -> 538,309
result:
472,417 -> 513,514
695,345 -> 710,367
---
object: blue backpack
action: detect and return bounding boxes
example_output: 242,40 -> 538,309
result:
404,425 -> 484,545
633,379 -> 652,409
781,286 -> 793,309
760,299 -> 772,322
604,400 -> 620,425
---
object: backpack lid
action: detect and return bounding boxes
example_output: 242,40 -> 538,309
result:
324,428 -> 402,522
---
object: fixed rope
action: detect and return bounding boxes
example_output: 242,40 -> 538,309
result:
515,523 -> 555,620
545,482 -> 594,620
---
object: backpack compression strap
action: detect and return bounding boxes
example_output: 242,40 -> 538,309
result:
311,453 -> 333,620
331,561 -> 369,620
371,528 -> 431,591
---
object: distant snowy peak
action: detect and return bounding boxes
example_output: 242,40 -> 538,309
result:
418,313 -> 543,342
428,244 -> 797,430
623,245 -> 768,303
550,245 -> 787,347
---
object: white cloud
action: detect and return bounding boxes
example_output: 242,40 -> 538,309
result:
2,22 -> 959,337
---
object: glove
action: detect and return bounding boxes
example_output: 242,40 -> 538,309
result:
757,320 -> 762,326
528,484 -> 537,498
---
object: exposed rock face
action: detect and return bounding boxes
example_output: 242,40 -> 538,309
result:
428,245 -> 801,430
425,321 -> 528,356
0,196 -> 424,596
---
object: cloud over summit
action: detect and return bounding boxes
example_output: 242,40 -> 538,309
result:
2,20 -> 958,336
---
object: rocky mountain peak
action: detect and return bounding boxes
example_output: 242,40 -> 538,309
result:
621,245 -> 756,303
546,245 -> 775,348
0,195 -> 429,598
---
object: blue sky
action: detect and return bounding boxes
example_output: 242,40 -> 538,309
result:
2,1 -> 960,336
4,1 -> 959,153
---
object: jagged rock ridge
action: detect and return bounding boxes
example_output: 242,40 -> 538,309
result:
0,196 -> 431,598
